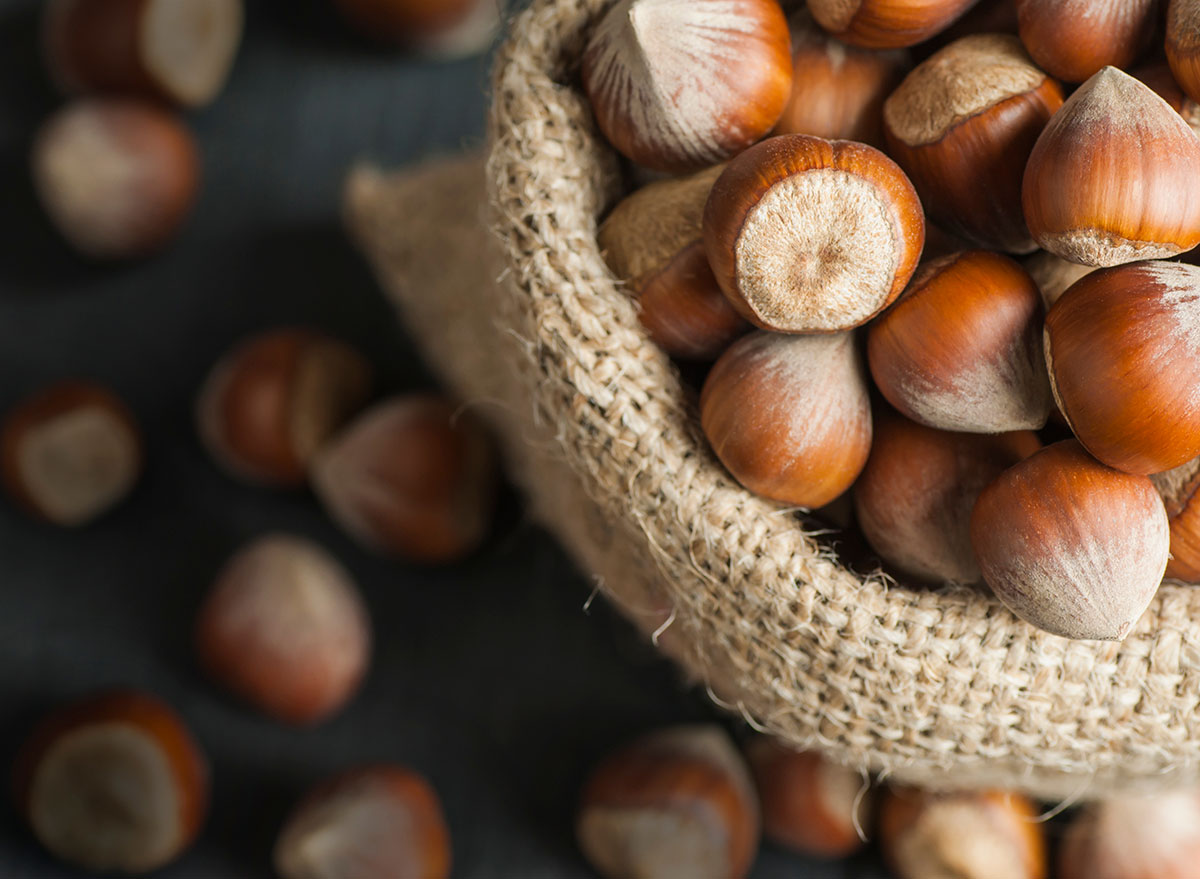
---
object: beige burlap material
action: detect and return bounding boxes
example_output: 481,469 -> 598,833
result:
345,0 -> 1200,802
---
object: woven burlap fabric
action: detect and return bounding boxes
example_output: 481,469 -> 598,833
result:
346,2 -> 1200,802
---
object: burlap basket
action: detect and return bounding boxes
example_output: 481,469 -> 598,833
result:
346,0 -> 1200,802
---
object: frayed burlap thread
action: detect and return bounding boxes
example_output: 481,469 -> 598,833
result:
345,1 -> 1200,801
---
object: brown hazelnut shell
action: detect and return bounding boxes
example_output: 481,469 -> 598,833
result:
1016,0 -> 1158,83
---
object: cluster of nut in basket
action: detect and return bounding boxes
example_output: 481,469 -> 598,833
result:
587,0 -> 1200,644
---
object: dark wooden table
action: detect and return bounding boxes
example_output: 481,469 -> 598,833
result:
0,1 -> 890,875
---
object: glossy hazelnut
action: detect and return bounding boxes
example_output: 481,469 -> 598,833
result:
745,738 -> 870,859
334,0 -> 499,58
883,35 -> 1063,254
14,690 -> 208,874
1023,66 -> 1200,266
32,98 -> 199,260
1151,457 -> 1200,582
971,440 -> 1169,641
868,251 -> 1052,433
1136,62 -> 1200,136
311,395 -> 498,562
854,413 -> 1039,584
275,765 -> 451,879
581,0 -> 793,173
1168,0 -> 1200,104
195,534 -> 371,725
598,166 -> 748,360
700,330 -> 872,508
703,134 -> 924,333
44,0 -> 243,107
773,12 -> 909,147
197,328 -> 373,488
1,381 -> 141,527
578,725 -> 759,879
879,788 -> 1046,879
806,0 -> 978,48
1016,0 -> 1157,83
1045,261 -> 1200,474
1059,790 -> 1200,879
1023,250 -> 1098,309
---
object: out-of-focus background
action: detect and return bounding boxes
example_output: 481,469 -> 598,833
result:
0,0 -> 890,875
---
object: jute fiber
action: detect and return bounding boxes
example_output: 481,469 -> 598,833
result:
345,0 -> 1200,801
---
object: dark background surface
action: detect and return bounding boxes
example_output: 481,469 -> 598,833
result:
0,1 -> 892,876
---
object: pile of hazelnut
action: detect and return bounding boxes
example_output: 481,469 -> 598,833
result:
573,722 -> 1200,879
11,1 -> 502,877
586,0 -> 1200,643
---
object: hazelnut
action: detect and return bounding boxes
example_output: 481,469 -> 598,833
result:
1168,0 -> 1200,104
700,330 -> 872,508
1136,62 -> 1200,136
1150,457 -> 1200,582
1044,261 -> 1200,474
806,0 -> 979,48
1,381 -> 142,527
44,0 -> 243,107
1023,66 -> 1200,266
1023,250 -> 1098,309
578,725 -> 759,879
1016,0 -> 1157,83
703,134 -> 924,333
275,765 -> 451,879
854,413 -> 1039,584
773,12 -> 909,147
883,35 -> 1063,254
867,251 -> 1052,433
334,0 -> 499,58
1058,790 -> 1200,879
196,328 -> 373,488
581,0 -> 793,173
311,395 -> 498,562
971,440 -> 1169,641
32,98 -> 199,260
598,166 -> 749,360
745,738 -> 870,859
195,534 -> 371,725
878,788 -> 1047,879
14,690 -> 208,874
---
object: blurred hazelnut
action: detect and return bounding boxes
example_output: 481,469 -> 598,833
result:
275,765 -> 451,879
44,0 -> 243,107
32,98 -> 199,260
1,381 -> 141,527
879,788 -> 1047,879
1151,457 -> 1200,582
334,0 -> 499,58
197,328 -> 373,488
14,690 -> 208,874
311,395 -> 498,562
1059,790 -> 1200,879
745,738 -> 870,859
1168,0 -> 1200,104
578,725 -> 759,879
196,534 -> 371,725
